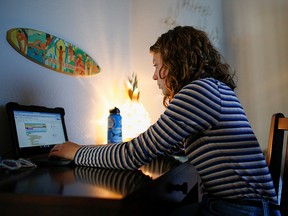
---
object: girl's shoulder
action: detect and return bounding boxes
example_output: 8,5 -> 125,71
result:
189,78 -> 232,91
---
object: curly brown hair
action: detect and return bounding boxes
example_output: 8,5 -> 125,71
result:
150,26 -> 236,107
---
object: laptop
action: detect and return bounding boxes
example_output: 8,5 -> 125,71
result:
6,102 -> 72,165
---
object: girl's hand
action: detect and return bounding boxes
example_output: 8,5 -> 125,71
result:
49,141 -> 80,160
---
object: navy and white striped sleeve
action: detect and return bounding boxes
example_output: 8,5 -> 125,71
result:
74,79 -> 222,169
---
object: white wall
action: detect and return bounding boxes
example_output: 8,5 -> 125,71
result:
131,0 -> 224,123
2,0 -> 286,157
0,0 -> 223,158
0,0 -> 132,156
222,0 -> 288,150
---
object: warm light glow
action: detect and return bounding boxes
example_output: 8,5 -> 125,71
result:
138,169 -> 161,180
120,100 -> 151,141
95,73 -> 151,144
95,100 -> 151,143
121,73 -> 151,141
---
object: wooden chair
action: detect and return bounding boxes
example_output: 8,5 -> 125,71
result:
266,113 -> 288,214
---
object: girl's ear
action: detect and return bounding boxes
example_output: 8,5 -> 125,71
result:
161,67 -> 169,78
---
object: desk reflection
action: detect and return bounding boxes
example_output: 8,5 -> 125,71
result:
52,156 -> 182,198
0,156 -> 198,216
67,167 -> 151,198
0,156 -> 183,199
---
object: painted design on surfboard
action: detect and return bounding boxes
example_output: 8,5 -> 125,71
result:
6,28 -> 101,77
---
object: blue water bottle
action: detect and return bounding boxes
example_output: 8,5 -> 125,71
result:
107,107 -> 122,144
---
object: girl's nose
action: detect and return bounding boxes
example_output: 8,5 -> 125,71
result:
152,71 -> 157,80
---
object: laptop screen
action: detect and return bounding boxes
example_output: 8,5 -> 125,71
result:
6,102 -> 68,158
13,110 -> 66,148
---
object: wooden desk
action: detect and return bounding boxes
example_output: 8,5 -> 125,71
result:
0,156 -> 200,216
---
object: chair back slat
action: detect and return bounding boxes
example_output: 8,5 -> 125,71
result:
278,117 -> 288,130
266,113 -> 288,214
267,113 -> 284,195
281,140 -> 288,214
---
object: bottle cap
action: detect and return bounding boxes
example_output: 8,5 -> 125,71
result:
109,107 -> 120,114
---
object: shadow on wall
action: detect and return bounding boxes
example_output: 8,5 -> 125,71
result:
0,105 -> 15,159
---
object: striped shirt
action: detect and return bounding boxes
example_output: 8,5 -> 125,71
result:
75,78 -> 277,203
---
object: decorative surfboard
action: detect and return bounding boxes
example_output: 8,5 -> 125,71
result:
6,27 -> 101,77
